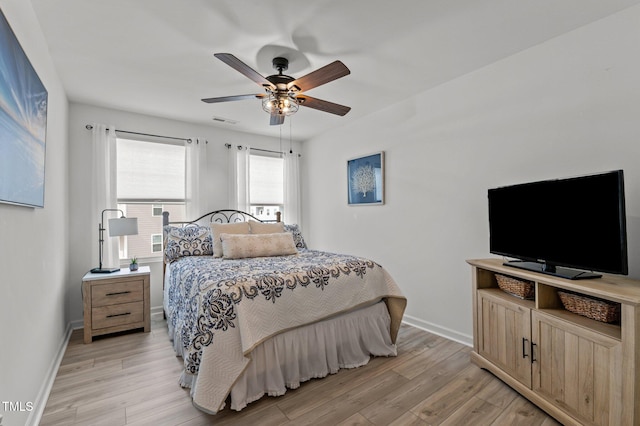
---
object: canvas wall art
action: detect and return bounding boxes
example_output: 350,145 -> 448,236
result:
347,152 -> 384,205
0,8 -> 48,208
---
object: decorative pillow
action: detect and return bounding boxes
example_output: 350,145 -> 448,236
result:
220,232 -> 298,259
284,224 -> 307,249
249,220 -> 285,234
210,222 -> 251,257
164,225 -> 212,263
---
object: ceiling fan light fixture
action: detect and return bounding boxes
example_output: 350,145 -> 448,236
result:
262,93 -> 299,116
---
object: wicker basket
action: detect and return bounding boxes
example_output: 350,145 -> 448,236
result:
495,274 -> 535,300
557,290 -> 621,323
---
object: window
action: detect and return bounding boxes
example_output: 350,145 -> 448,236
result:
249,153 -> 283,221
116,138 -> 186,260
151,234 -> 163,253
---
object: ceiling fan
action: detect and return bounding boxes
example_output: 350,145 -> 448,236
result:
202,53 -> 351,125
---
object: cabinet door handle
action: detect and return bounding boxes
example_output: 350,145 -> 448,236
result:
531,341 -> 537,363
106,312 -> 131,318
106,291 -> 131,296
522,337 -> 529,359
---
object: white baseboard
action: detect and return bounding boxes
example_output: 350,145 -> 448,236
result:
70,319 -> 84,330
401,315 -> 473,347
26,322 -> 74,426
151,305 -> 164,321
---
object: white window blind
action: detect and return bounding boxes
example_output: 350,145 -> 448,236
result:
117,138 -> 185,202
250,154 -> 283,205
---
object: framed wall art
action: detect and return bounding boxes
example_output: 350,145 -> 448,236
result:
0,8 -> 48,208
347,151 -> 384,205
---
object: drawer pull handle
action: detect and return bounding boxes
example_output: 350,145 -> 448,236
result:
106,312 -> 131,318
106,291 -> 131,296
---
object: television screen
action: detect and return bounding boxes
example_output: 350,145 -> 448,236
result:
488,170 -> 628,279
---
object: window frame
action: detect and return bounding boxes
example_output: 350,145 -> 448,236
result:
116,137 -> 187,261
151,233 -> 163,254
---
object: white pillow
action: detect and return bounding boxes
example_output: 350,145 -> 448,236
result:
248,220 -> 285,234
210,222 -> 250,257
220,232 -> 298,259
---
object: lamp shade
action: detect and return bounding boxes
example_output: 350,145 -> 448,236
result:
108,217 -> 138,236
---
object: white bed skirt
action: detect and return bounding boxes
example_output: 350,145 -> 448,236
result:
175,301 -> 396,412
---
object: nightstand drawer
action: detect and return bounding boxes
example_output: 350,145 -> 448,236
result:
92,301 -> 144,329
91,280 -> 143,306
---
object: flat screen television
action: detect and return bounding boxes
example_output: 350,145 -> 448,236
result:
488,170 -> 628,279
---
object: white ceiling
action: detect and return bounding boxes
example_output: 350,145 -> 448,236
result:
31,0 -> 640,141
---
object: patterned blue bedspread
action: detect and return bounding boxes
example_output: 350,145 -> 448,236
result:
164,249 -> 406,413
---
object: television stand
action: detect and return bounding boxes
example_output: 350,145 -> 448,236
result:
504,260 -> 602,280
468,258 -> 640,425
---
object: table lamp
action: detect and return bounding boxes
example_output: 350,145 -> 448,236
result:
91,208 -> 138,273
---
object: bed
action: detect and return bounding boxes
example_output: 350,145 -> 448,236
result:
162,209 -> 406,414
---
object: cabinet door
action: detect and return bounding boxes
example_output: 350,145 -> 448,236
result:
532,310 -> 622,426
477,290 -> 532,388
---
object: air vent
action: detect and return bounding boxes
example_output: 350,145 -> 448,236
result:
212,116 -> 238,125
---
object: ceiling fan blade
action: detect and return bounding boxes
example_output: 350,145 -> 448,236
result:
287,60 -> 350,92
270,114 -> 285,126
214,53 -> 275,89
201,94 -> 265,103
296,95 -> 351,116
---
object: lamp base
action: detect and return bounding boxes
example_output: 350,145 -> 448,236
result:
90,267 -> 121,274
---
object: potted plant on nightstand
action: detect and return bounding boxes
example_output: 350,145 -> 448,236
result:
129,257 -> 139,271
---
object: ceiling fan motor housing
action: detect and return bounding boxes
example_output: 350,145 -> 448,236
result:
267,57 -> 296,93
264,58 -> 298,117
272,57 -> 289,73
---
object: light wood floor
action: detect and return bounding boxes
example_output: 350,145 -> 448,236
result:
40,319 -> 561,425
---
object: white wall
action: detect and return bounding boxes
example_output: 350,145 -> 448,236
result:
0,1 -> 69,425
67,103 -> 302,323
303,5 -> 640,344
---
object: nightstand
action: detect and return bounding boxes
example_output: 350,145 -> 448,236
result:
82,266 -> 150,344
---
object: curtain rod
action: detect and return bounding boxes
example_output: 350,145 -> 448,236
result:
225,143 -> 284,155
225,143 -> 301,157
85,124 -> 201,143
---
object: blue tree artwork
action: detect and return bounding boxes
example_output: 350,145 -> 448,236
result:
347,152 -> 384,205
0,8 -> 48,208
